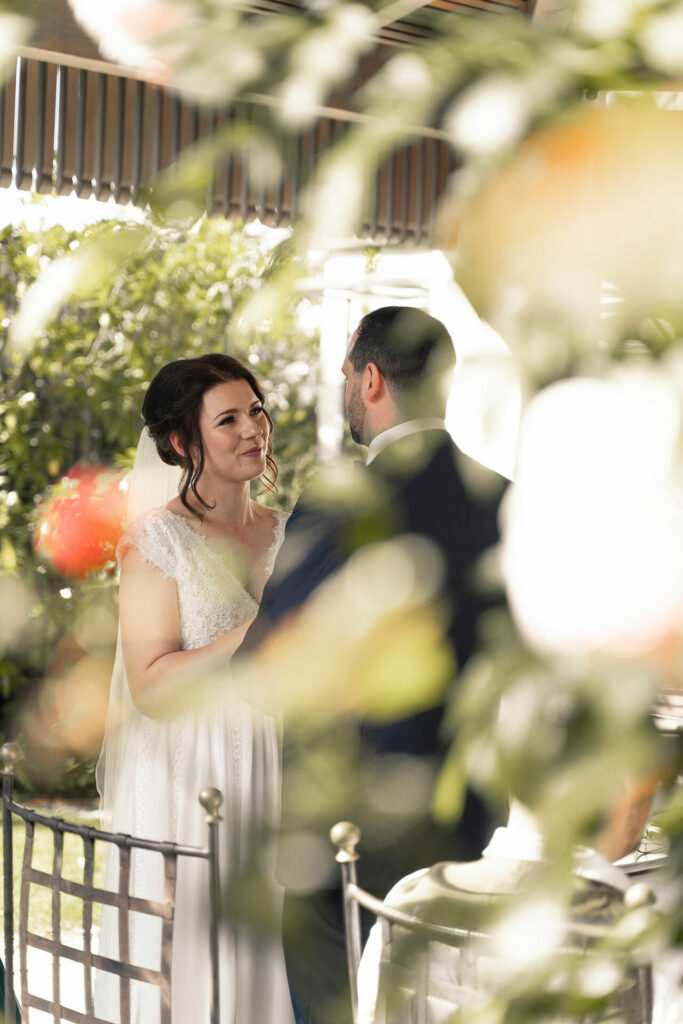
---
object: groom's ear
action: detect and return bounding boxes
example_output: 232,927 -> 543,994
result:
364,362 -> 385,404
170,431 -> 186,458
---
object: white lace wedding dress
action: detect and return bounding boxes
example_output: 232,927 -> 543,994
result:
96,506 -> 293,1024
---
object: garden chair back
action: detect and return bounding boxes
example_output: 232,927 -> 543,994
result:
2,743 -> 222,1024
330,820 -> 656,1024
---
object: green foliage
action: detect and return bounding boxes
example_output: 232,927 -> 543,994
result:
0,212 -> 319,777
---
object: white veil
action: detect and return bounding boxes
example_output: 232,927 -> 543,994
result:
96,428 -> 183,826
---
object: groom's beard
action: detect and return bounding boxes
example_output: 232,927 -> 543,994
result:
346,391 -> 366,446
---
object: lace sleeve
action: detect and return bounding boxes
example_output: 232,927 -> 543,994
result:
117,508 -> 179,579
265,508 -> 290,577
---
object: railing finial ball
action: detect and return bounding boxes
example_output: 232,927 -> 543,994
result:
330,821 -> 361,863
199,787 -> 223,824
0,743 -> 22,775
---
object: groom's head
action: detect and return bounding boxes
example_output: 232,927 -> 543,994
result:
342,306 -> 455,446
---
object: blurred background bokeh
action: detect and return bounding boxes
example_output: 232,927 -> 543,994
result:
0,0 -> 682,1018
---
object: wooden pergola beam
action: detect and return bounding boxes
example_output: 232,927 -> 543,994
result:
22,0 -> 533,72
3,0 -> 532,242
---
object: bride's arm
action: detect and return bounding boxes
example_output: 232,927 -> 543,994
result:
119,547 -> 253,717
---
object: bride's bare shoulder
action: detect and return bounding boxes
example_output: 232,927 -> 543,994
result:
165,495 -> 202,525
165,495 -> 185,516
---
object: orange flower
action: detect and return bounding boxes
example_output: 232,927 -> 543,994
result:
442,104 -> 683,339
34,465 -> 128,578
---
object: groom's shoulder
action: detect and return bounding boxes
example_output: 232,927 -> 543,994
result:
370,430 -> 507,515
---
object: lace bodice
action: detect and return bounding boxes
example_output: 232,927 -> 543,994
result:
119,506 -> 288,651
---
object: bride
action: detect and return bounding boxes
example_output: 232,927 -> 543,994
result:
96,354 -> 293,1024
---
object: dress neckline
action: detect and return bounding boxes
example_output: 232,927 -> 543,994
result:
154,505 -> 287,601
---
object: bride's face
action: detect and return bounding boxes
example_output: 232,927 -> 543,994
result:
197,378 -> 270,484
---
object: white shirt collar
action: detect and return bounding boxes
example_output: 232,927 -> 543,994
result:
482,826 -> 546,863
365,419 -> 447,465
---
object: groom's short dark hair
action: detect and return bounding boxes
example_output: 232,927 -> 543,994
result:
351,306 -> 455,414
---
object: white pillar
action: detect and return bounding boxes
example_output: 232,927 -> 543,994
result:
317,291 -> 350,461
317,254 -> 367,461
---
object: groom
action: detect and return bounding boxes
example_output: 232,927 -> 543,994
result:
246,306 -> 507,1024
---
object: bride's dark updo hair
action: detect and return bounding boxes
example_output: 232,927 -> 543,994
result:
142,354 -> 277,516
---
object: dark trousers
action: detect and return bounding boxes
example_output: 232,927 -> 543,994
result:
282,888 -> 355,1024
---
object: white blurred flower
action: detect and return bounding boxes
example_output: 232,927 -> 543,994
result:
446,352 -> 521,480
573,0 -> 658,41
382,53 -> 432,98
304,154 -> 366,237
492,899 -> 566,968
451,104 -> 683,341
339,535 -> 444,627
502,366 -> 683,657
576,956 -> 622,999
0,15 -> 31,77
278,5 -> 375,126
640,8 -> 683,76
17,391 -> 36,408
67,0 -> 194,75
446,77 -> 530,156
334,3 -> 376,43
279,76 -> 320,126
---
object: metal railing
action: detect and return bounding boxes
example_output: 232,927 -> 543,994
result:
2,743 -> 223,1024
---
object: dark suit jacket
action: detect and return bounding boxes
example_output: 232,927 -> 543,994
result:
245,428 -> 507,894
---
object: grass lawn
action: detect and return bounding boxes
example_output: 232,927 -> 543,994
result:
1,799 -> 107,950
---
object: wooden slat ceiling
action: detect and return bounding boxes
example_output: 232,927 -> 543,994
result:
381,0 -> 529,43
20,0 -> 532,63
6,0 -> 532,244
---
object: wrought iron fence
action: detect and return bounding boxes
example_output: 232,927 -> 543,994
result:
1,743 -> 222,1024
